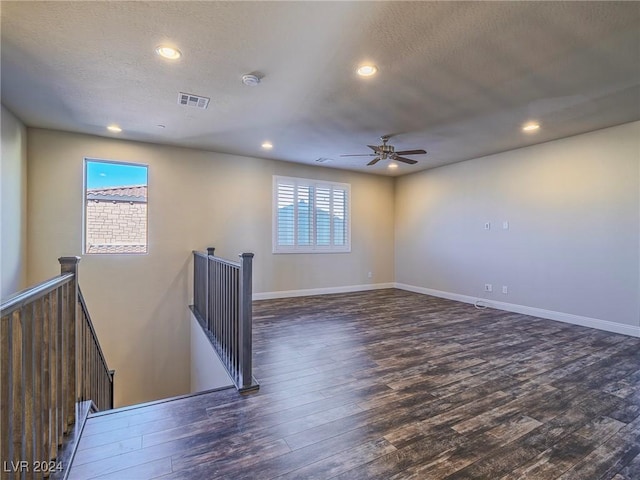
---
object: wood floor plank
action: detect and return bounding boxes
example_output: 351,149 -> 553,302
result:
90,457 -> 172,480
72,436 -> 142,466
274,437 -> 397,480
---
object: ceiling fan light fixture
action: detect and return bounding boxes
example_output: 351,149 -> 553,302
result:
155,45 -> 182,60
261,141 -> 273,150
388,162 -> 399,170
107,124 -> 122,133
522,122 -> 540,132
356,64 -> 378,77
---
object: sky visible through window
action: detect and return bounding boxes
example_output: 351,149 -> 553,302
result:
86,160 -> 147,188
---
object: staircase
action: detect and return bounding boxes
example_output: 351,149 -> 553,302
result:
1,249 -> 258,479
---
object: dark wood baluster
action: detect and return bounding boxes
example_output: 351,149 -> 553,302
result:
55,286 -> 63,448
48,290 -> 57,463
109,370 -> 115,409
77,308 -> 81,404
33,300 -> 44,479
231,267 -> 236,381
213,261 -> 217,344
60,282 -> 68,437
224,264 -> 228,369
219,261 -> 222,350
1,312 -> 11,470
23,303 -> 35,476
11,309 -> 23,472
66,285 -> 76,427
42,292 -> 52,465
234,268 -> 239,381
92,337 -> 96,409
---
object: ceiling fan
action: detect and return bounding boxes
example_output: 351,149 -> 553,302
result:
340,135 -> 427,166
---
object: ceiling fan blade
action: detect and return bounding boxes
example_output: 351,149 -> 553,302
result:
340,153 -> 376,157
367,145 -> 380,152
393,156 -> 418,165
367,157 -> 381,166
394,149 -> 427,156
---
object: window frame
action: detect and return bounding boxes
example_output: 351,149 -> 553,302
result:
83,158 -> 149,256
272,175 -> 351,254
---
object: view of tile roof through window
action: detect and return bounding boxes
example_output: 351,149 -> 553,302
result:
86,185 -> 147,199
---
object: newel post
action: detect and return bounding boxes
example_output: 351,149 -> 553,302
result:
59,256 -> 80,425
238,253 -> 258,393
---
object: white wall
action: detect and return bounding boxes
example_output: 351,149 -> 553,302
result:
190,310 -> 233,393
395,122 -> 640,333
26,128 -> 395,406
1,105 -> 28,299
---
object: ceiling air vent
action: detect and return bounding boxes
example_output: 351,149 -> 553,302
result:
178,92 -> 210,109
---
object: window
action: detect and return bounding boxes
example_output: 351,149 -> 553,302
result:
273,176 -> 350,253
84,159 -> 148,254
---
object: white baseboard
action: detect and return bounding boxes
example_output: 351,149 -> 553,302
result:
253,283 -> 395,301
394,283 -> 640,338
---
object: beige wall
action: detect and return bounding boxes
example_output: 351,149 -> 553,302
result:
1,105 -> 28,298
26,128 -> 395,406
395,122 -> 640,329
25,122 -> 638,406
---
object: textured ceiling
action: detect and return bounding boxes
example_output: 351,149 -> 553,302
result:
1,1 -> 639,176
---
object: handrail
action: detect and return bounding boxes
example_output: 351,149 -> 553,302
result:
0,273 -> 74,315
192,247 -> 258,393
193,249 -> 242,268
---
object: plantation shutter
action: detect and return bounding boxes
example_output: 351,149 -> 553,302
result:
273,176 -> 350,253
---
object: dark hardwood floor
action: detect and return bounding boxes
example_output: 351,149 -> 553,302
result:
68,289 -> 640,479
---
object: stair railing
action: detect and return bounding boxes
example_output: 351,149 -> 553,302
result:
192,248 -> 258,393
0,257 -> 114,478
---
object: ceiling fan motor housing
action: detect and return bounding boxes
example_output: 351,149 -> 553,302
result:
380,144 -> 394,155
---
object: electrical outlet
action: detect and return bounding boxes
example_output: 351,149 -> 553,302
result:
367,272 -> 372,279
503,221 -> 509,230
502,285 -> 508,294
484,222 -> 491,230
484,284 -> 493,292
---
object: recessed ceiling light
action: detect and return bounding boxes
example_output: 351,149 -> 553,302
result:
261,142 -> 273,150
155,45 -> 182,60
522,122 -> 540,132
357,64 -> 378,77
107,125 -> 122,133
388,162 -> 399,170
